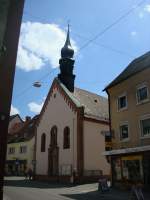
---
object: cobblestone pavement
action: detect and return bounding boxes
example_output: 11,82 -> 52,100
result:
3,177 -> 150,200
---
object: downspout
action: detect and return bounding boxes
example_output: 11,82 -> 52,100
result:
106,90 -> 114,187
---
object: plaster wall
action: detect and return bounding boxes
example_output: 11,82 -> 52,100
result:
36,87 -> 77,175
7,137 -> 35,169
83,120 -> 110,175
108,68 -> 150,149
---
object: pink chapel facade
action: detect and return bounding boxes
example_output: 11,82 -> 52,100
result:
35,79 -> 110,182
35,26 -> 110,182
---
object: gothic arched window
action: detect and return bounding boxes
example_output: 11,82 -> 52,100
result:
41,133 -> 46,152
50,126 -> 57,146
63,127 -> 70,149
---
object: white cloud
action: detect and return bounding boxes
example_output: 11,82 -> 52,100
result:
138,4 -> 150,19
28,101 -> 44,114
16,22 -> 78,72
131,31 -> 137,36
144,4 -> 150,13
10,105 -> 20,115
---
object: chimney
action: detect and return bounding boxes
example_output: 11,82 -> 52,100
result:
25,116 -> 31,122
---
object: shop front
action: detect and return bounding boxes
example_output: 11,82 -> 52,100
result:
5,159 -> 27,176
104,145 -> 150,188
112,154 -> 143,186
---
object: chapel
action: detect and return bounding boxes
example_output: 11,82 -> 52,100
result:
35,26 -> 110,182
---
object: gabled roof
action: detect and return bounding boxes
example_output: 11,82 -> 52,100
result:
8,115 -> 39,143
73,88 -> 108,121
9,114 -> 23,122
38,78 -> 109,124
104,51 -> 150,91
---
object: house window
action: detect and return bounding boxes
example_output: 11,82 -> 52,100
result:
50,126 -> 57,146
120,124 -> 129,140
20,146 -> 27,153
41,133 -> 46,152
118,95 -> 127,110
63,127 -> 70,149
140,117 -> 150,137
137,85 -> 149,103
8,147 -> 15,154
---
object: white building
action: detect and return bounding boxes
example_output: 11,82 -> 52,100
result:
8,114 -> 23,135
35,27 -> 110,182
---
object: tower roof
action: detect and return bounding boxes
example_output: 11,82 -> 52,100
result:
61,24 -> 74,59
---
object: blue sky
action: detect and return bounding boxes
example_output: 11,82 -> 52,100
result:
11,0 -> 150,118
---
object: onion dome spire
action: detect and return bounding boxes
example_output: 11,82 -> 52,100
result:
61,24 -> 74,59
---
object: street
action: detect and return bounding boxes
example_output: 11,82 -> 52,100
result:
4,177 -> 100,200
2,177 -> 132,200
3,177 -> 150,200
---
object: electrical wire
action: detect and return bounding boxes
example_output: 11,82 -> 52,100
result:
15,0 -> 146,99
79,0 -> 146,51
15,68 -> 58,98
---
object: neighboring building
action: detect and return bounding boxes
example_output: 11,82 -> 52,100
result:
35,27 -> 110,182
6,116 -> 38,175
8,114 -> 24,135
104,52 -> 150,187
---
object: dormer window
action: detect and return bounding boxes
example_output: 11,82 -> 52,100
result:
137,84 -> 149,104
118,94 -> 127,110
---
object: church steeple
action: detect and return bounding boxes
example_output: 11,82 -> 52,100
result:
58,25 -> 75,92
61,24 -> 74,59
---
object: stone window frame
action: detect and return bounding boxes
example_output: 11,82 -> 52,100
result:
20,145 -> 27,154
8,147 -> 15,154
50,126 -> 58,146
119,121 -> 129,142
41,133 -> 46,152
136,82 -> 149,105
63,126 -> 70,149
117,92 -> 128,111
139,114 -> 150,139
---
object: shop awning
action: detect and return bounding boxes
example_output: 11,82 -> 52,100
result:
102,145 -> 150,156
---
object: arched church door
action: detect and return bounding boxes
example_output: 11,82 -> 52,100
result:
48,126 -> 59,176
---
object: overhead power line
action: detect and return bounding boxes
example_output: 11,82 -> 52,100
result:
79,0 -> 146,51
15,68 -> 58,99
15,0 -> 146,99
23,0 -> 146,58
72,32 -> 134,58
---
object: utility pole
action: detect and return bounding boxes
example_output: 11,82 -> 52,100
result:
0,1 -> 24,200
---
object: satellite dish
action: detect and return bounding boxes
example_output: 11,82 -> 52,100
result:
33,81 -> 41,88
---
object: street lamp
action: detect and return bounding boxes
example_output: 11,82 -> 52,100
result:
33,81 -> 41,88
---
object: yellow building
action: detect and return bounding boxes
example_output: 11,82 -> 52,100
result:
104,52 -> 150,188
6,138 -> 35,175
6,116 -> 38,176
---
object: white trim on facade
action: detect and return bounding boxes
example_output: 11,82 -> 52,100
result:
119,121 -> 130,142
136,82 -> 150,105
102,145 -> 150,156
117,92 -> 128,112
139,114 -> 150,139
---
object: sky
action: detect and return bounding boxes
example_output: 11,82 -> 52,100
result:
11,0 -> 150,119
